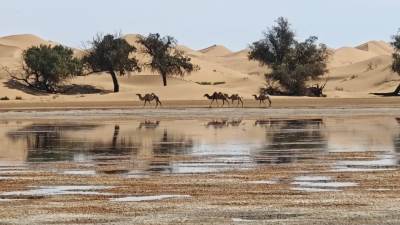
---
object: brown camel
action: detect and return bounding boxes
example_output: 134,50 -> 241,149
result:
136,93 -> 162,108
204,92 -> 230,107
253,94 -> 272,107
225,94 -> 244,107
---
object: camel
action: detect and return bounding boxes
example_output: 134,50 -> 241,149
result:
224,94 -> 244,107
150,93 -> 162,107
204,92 -> 230,107
253,94 -> 272,107
136,93 -> 162,108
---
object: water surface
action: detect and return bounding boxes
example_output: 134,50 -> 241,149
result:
0,116 -> 399,194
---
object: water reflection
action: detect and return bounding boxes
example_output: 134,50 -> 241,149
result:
256,119 -> 326,164
393,118 -> 400,164
138,121 -> 160,130
6,123 -> 133,162
0,117 -> 399,175
205,119 -> 243,129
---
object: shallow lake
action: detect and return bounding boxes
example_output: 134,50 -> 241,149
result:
0,116 -> 399,178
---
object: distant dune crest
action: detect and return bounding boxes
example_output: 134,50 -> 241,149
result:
355,41 -> 394,56
199,44 -> 233,57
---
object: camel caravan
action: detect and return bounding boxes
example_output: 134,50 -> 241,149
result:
136,92 -> 271,108
204,92 -> 271,108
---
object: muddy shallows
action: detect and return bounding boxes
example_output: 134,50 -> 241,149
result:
0,116 -> 400,224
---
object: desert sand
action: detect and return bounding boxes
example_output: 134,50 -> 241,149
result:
0,34 -> 399,108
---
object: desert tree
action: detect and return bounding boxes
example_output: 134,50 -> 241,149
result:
249,17 -> 329,96
391,31 -> 400,95
7,44 -> 83,93
83,34 -> 141,92
137,33 -> 198,86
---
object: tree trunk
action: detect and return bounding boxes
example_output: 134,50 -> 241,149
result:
110,71 -> 119,92
393,84 -> 400,95
162,73 -> 167,86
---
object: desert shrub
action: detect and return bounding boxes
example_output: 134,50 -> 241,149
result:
10,45 -> 83,93
335,87 -> 344,91
249,17 -> 329,96
196,82 -> 212,85
15,96 -> 23,100
213,81 -> 226,85
0,96 -> 10,101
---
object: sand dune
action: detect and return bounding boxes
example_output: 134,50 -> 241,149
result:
176,45 -> 204,57
199,45 -> 232,57
356,40 -> 393,56
0,34 -> 54,50
0,44 -> 22,59
0,33 -> 399,102
197,48 -> 268,76
329,47 -> 378,68
326,54 -> 398,97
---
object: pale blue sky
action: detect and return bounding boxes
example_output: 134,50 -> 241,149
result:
1,0 -> 399,51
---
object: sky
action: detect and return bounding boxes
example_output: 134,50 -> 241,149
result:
0,0 -> 399,51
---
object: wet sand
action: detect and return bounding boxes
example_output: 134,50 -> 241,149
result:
0,154 -> 399,224
0,115 -> 399,224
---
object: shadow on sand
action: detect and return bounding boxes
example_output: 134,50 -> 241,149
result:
3,79 -> 112,96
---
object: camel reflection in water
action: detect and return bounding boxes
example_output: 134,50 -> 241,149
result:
205,120 -> 242,129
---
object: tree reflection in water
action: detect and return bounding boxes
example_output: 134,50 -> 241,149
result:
6,122 -> 194,174
7,124 -> 104,162
394,118 -> 400,164
254,119 -> 327,164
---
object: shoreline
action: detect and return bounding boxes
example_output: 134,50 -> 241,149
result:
0,107 -> 400,120
0,97 -> 400,111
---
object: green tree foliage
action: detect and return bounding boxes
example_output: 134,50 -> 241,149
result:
392,31 -> 400,75
83,34 -> 141,92
11,45 -> 82,92
249,17 -> 329,96
391,31 -> 400,95
137,33 -> 198,86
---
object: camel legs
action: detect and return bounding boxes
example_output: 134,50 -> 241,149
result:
239,98 -> 244,108
155,99 -> 162,108
223,99 -> 230,107
267,97 -> 272,107
209,98 -> 217,107
222,99 -> 229,107
143,100 -> 152,107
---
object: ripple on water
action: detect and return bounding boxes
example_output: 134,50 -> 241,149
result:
247,180 -> 278,184
110,195 -> 191,202
62,170 -> 97,176
0,185 -> 114,197
331,154 -> 398,172
291,176 -> 358,192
